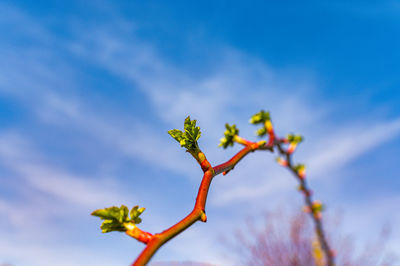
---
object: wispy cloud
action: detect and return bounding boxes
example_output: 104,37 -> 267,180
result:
35,93 -> 192,175
0,133 -> 123,208
1,2 -> 400,265
306,118 -> 400,177
65,17 -> 323,132
211,116 -> 400,206
0,7 -> 191,176
0,238 -> 121,266
0,132 -> 138,266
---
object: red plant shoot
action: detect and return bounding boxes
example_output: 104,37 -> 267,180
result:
91,111 -> 334,266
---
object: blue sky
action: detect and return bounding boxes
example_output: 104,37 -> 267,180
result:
0,1 -> 399,265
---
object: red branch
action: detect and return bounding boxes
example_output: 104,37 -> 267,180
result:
131,121 -> 334,266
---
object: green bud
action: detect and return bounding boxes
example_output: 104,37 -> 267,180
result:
249,110 -> 270,124
91,205 -> 146,233
294,135 -> 303,143
287,134 -> 303,143
168,116 -> 201,152
218,123 -> 239,149
256,127 -> 267,137
293,164 -> 306,172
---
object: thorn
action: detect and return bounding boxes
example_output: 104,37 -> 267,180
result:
276,157 -> 288,167
330,249 -> 337,257
200,211 -> 207,222
287,143 -> 297,154
223,168 -> 233,175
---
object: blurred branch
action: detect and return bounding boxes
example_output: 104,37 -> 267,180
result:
225,208 -> 397,266
92,111 -> 336,265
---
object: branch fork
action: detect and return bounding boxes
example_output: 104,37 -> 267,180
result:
92,112 -> 335,266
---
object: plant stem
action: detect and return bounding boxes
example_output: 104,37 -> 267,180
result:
133,155 -> 214,265
132,127 -> 334,266
132,143 -> 270,265
213,142 -> 271,175
276,142 -> 334,266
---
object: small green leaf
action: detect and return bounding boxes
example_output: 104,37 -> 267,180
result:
91,205 -> 145,233
249,110 -> 270,124
130,205 -> 145,224
256,127 -> 267,137
219,123 -> 239,149
287,134 -> 304,143
312,201 -> 324,213
168,116 -> 201,152
294,135 -> 303,143
293,164 -> 306,172
119,205 -> 129,223
250,110 -> 271,137
91,205 -> 127,221
100,219 -> 126,233
91,208 -> 112,219
168,129 -> 183,143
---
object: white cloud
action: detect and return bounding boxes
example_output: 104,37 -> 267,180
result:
65,19 -> 323,132
306,118 -> 400,177
1,2 -> 400,265
61,15 -> 400,241
36,92 -> 194,176
0,132 -> 142,265
210,116 -> 400,207
0,238 -> 121,266
0,133 -> 124,208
